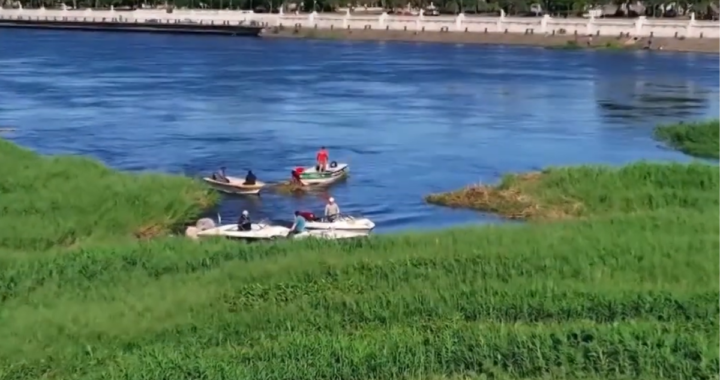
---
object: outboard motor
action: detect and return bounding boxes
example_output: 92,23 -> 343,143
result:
299,211 -> 316,221
196,218 -> 216,231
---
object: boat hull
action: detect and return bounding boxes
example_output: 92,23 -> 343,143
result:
196,223 -> 289,240
293,230 -> 369,240
194,223 -> 367,241
305,217 -> 375,231
298,163 -> 349,186
203,176 -> 265,195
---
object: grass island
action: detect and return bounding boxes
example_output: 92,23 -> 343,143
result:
654,119 -> 719,159
0,119 -> 717,380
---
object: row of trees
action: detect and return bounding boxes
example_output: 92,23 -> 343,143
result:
7,0 -> 719,19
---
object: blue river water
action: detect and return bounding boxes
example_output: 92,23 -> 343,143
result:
0,29 -> 718,232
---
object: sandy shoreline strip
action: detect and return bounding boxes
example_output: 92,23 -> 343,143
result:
262,28 -> 720,54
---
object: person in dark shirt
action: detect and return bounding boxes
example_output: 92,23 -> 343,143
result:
244,170 -> 257,185
237,210 -> 252,231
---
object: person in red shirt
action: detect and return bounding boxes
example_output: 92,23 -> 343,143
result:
316,146 -> 329,172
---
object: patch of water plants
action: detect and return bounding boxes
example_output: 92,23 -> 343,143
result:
654,119 -> 719,159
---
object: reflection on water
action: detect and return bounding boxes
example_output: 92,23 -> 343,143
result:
0,31 -> 718,232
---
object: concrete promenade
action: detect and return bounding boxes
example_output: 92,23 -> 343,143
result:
1,7 -> 718,39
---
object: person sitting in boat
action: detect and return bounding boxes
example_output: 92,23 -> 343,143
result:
324,197 -> 340,222
244,170 -> 257,185
237,210 -> 252,231
316,146 -> 329,172
212,167 -> 230,183
288,210 -> 307,236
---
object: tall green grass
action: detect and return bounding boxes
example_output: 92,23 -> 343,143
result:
0,209 -> 716,379
0,133 -> 717,379
654,119 -> 719,159
0,139 -> 217,251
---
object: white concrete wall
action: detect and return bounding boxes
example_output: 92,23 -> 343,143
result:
1,7 -> 717,39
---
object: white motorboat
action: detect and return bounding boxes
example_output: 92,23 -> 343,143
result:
305,214 -> 376,232
193,214 -> 369,242
203,175 -> 266,195
293,229 -> 370,240
196,222 -> 290,241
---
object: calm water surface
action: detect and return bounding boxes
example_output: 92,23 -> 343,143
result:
0,30 -> 718,232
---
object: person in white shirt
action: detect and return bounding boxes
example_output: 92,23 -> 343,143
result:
324,197 -> 340,221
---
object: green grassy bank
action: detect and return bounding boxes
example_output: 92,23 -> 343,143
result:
0,139 -> 217,251
0,122 -> 718,380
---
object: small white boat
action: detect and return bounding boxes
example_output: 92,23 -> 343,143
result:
196,222 -> 290,241
294,162 -> 349,186
293,229 -> 369,240
193,213 -> 369,241
203,176 -> 266,195
305,214 -> 376,232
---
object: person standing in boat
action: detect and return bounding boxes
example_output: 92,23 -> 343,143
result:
316,146 -> 329,172
237,210 -> 252,231
324,197 -> 340,222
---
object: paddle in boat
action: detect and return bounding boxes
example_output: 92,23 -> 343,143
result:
290,161 -> 349,187
203,167 -> 265,195
297,211 -> 375,232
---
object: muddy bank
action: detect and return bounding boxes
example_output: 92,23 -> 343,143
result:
262,27 -> 719,53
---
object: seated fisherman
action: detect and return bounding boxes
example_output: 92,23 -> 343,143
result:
288,210 -> 307,236
244,170 -> 257,185
237,210 -> 252,231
